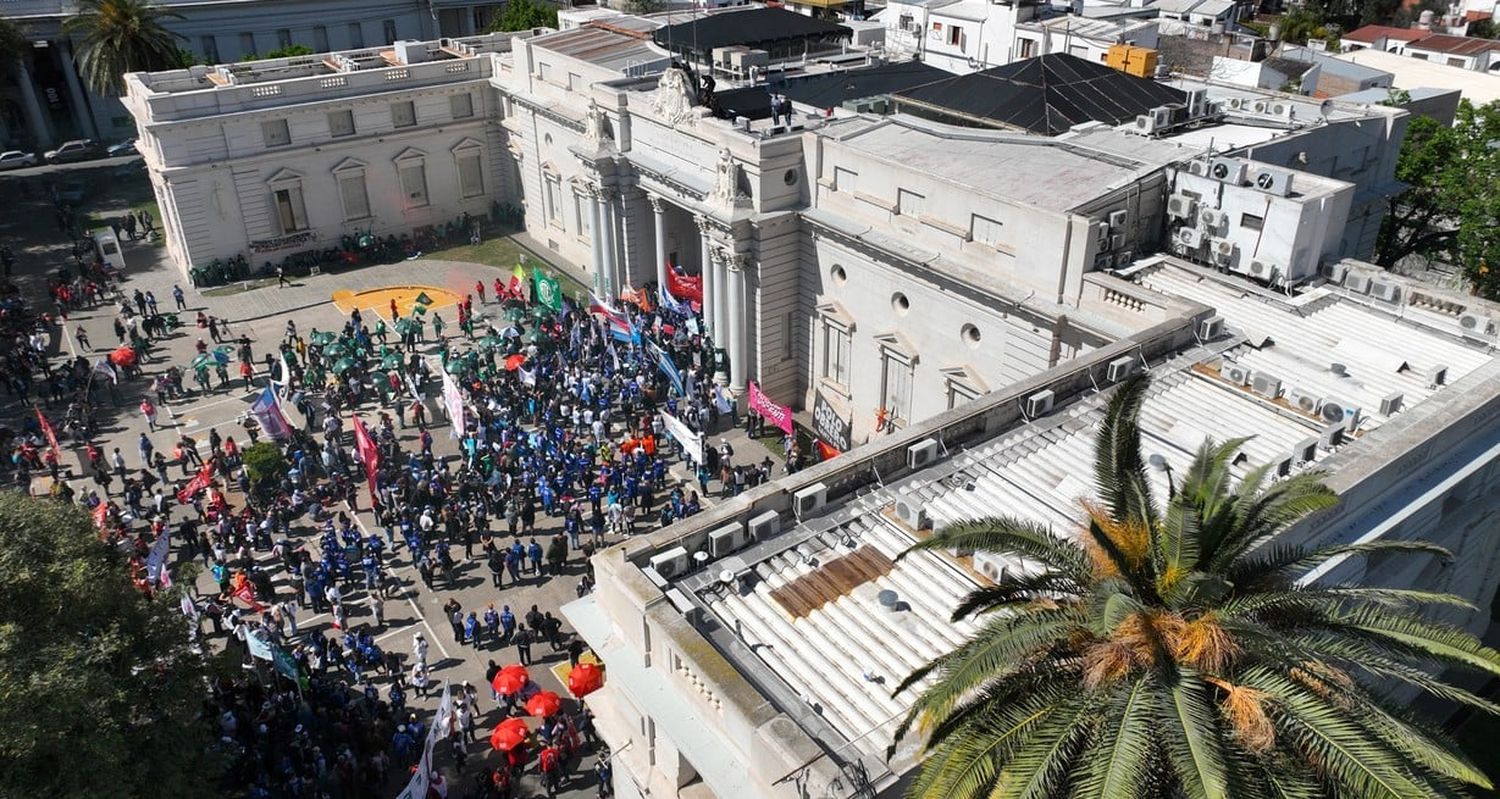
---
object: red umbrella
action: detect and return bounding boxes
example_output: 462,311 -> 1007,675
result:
109,346 -> 137,367
489,717 -> 530,752
525,690 -> 562,718
504,353 -> 527,371
492,664 -> 530,695
567,662 -> 604,698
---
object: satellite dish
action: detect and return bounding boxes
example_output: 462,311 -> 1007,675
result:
1318,99 -> 1334,119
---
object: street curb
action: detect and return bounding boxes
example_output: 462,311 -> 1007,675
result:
226,299 -> 329,324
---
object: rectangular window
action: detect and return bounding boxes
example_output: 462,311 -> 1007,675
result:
821,321 -> 851,387
457,152 -> 484,198
239,32 -> 256,57
573,193 -> 592,238
833,166 -> 857,193
201,35 -> 219,64
881,354 -> 914,424
328,109 -> 355,137
948,25 -> 962,47
391,101 -> 416,128
568,73 -> 583,91
538,62 -> 552,82
313,25 -> 329,52
348,22 -> 364,49
449,93 -> 474,119
970,213 -> 1004,247
339,173 -> 371,220
383,19 -> 398,43
261,119 -> 291,148
1240,212 -> 1264,231
544,175 -> 561,226
276,28 -> 292,49
273,186 -> 308,233
399,163 -> 428,207
897,188 -> 926,217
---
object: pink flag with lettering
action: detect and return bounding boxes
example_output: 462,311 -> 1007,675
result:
748,381 -> 794,436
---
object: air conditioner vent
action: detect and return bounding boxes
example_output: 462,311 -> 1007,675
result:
1024,390 -> 1055,418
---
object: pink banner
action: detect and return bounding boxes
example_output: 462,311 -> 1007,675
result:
748,381 -> 793,436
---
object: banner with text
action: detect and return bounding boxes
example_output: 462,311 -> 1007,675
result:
748,381 -> 793,436
660,410 -> 704,466
812,389 -> 853,453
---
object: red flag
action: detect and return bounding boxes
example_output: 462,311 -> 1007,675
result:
230,578 -> 265,612
91,501 -> 110,531
666,264 -> 702,303
353,416 -> 380,506
815,440 -> 841,462
176,462 -> 215,503
36,409 -> 61,461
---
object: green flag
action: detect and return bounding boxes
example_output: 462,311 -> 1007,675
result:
533,268 -> 562,313
414,291 -> 434,306
413,304 -> 428,316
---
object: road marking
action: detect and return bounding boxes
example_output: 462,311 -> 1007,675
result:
349,510 -> 452,661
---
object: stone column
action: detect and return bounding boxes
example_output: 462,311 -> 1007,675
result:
697,217 -> 714,340
589,188 -> 606,296
58,40 -> 98,141
712,245 -> 730,356
599,187 -> 619,297
15,57 -> 53,149
726,252 -> 748,393
649,195 -> 668,291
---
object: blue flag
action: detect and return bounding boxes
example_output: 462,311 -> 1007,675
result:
649,339 -> 685,396
657,283 -> 692,317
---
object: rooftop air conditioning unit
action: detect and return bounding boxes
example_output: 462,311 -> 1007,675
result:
793,482 -> 828,520
1176,227 -> 1204,250
1222,362 -> 1253,386
1252,168 -> 1293,196
1428,364 -> 1448,388
907,438 -> 940,470
1320,399 -> 1361,432
1108,209 -> 1128,229
1273,454 -> 1295,478
1225,97 -> 1248,112
1251,372 -> 1282,399
1248,259 -> 1279,282
892,494 -> 930,530
648,546 -> 691,579
1167,194 -> 1197,220
1459,312 -> 1495,338
1153,106 -> 1172,127
1134,113 -> 1160,134
1212,239 -> 1236,264
1272,101 -> 1296,119
747,509 -> 780,542
1185,88 -> 1207,117
1344,274 -> 1372,295
1323,261 -> 1349,284
1251,99 -> 1271,114
1210,158 -> 1248,185
1106,356 -> 1135,383
1294,437 -> 1319,465
1185,160 -> 1208,176
1369,281 -> 1402,303
1286,387 -> 1321,414
709,523 -> 749,558
1379,392 -> 1404,415
1024,389 -> 1055,418
1319,422 -> 1345,450
1196,316 -> 1224,341
1110,233 -> 1126,250
1200,209 -> 1226,234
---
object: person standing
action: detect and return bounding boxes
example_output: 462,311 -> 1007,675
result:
514,627 -> 533,666
172,284 -> 186,311
140,398 -> 159,431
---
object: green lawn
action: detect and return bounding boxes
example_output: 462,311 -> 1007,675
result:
426,234 -> 589,299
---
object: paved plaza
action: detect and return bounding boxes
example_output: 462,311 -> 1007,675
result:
0,161 -> 780,798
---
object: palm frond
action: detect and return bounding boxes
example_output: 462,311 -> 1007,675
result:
949,571 -> 1083,622
1345,607 -> 1500,677
901,517 -> 1092,580
1093,374 -> 1157,527
1228,539 -> 1451,588
1162,670 -> 1232,799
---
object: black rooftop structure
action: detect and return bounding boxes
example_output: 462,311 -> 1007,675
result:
891,53 -> 1188,135
713,61 -> 950,120
652,9 -> 850,62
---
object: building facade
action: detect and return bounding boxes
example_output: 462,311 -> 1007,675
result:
1,0 -> 440,149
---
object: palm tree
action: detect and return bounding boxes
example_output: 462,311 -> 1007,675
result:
64,0 -> 185,96
893,374 -> 1500,799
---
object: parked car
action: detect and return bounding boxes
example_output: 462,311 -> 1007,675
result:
106,139 -> 137,157
43,139 -> 103,164
0,150 -> 38,170
55,180 -> 87,205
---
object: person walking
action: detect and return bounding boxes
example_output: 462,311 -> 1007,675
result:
172,284 -> 186,311
276,264 -> 290,288
140,399 -> 159,431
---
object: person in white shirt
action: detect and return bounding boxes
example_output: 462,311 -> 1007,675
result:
412,632 -> 429,669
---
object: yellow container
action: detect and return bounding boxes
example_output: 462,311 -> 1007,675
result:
1107,44 -> 1159,78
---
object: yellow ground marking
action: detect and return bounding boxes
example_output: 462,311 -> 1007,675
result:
331,285 -> 462,318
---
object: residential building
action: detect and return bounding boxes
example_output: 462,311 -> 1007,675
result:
1153,0 -> 1243,35
1336,46 -> 1500,106
1339,24 -> 1432,56
1404,33 -> 1500,71
566,255 -> 1500,799
881,0 -> 1157,74
0,0 -> 438,149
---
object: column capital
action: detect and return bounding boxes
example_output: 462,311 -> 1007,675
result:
598,186 -> 619,202
648,195 -> 667,214
723,252 -> 749,273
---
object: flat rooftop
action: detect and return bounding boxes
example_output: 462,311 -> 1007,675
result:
1335,47 -> 1500,105
533,22 -> 670,72
838,117 -> 1203,213
641,257 -> 1500,777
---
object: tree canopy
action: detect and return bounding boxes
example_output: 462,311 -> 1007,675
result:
1376,100 -> 1500,299
63,0 -> 185,95
0,494 -> 221,795
894,375 -> 1500,799
487,0 -> 559,33
0,16 -> 28,73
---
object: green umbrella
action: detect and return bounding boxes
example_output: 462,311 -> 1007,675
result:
504,306 -> 525,322
395,318 -> 416,335
478,335 -> 504,351
530,306 -> 551,320
381,353 -> 403,370
445,359 -> 467,375
323,341 -> 348,358
190,353 -> 212,370
309,331 -> 335,346
331,357 -> 357,375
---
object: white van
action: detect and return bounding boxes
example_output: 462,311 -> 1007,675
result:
92,228 -> 126,274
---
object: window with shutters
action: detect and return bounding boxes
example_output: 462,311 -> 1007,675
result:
970,213 -> 1004,247
313,26 -> 329,52
544,174 -> 561,225
202,35 -> 220,63
394,152 -> 429,208
897,188 -> 925,217
456,151 -> 484,198
348,22 -> 364,49
383,19 -> 398,43
273,186 -> 308,233
391,101 -> 416,129
881,352 -> 913,425
276,29 -> 292,49
338,173 -> 370,220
